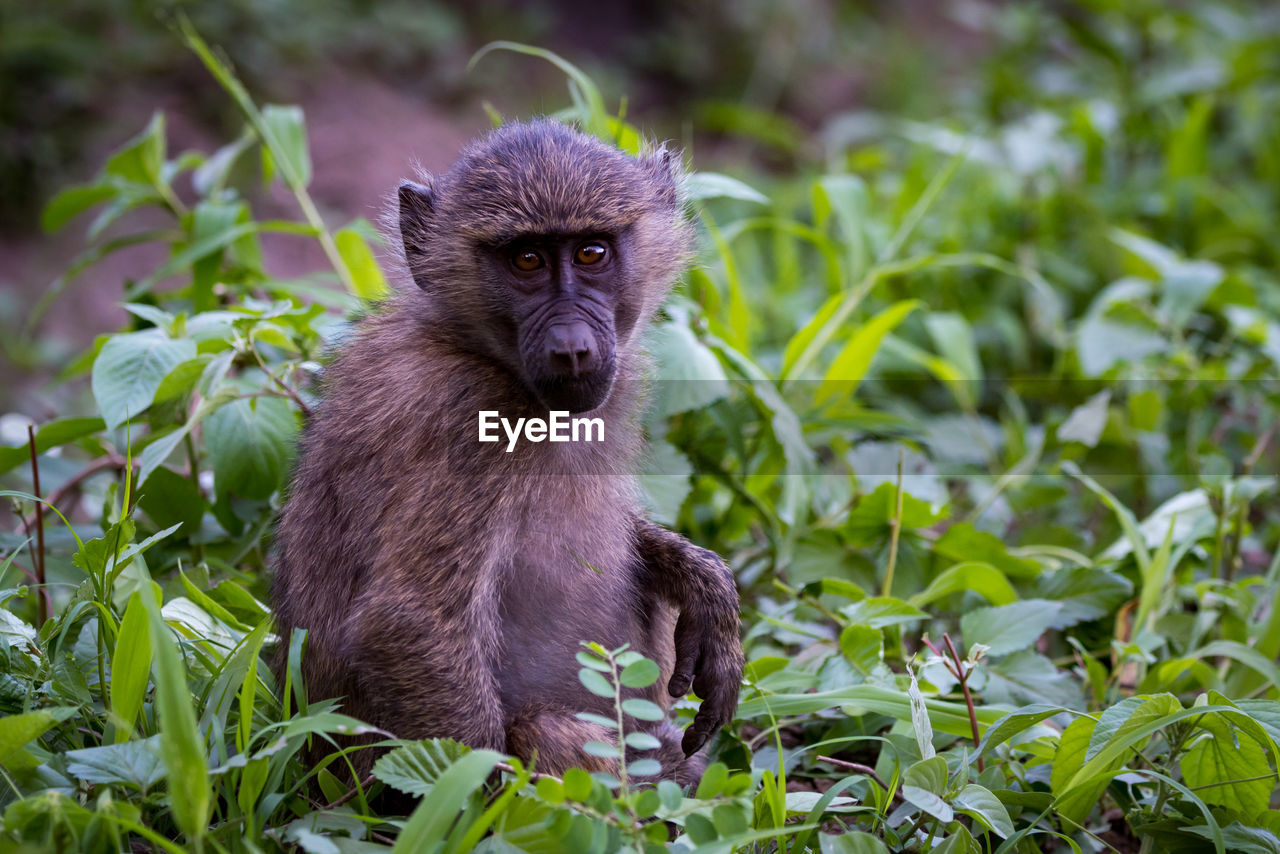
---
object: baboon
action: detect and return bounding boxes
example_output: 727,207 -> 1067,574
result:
272,119 -> 744,784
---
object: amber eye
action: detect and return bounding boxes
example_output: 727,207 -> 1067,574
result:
511,249 -> 544,272
575,243 -> 607,265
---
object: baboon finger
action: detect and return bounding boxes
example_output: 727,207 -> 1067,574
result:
669,611 -> 702,697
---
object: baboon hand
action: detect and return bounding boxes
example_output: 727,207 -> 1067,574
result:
667,550 -> 744,756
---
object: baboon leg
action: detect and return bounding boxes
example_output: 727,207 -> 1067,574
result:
345,589 -> 506,752
506,709 -> 617,776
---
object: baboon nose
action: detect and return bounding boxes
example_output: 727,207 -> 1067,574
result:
547,322 -> 595,376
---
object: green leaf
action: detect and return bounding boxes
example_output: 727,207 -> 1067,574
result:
105,111 -> 166,186
110,592 -> 153,741
932,523 -> 1041,580
903,754 -> 948,795
960,599 -> 1063,656
818,831 -> 890,854
839,625 -> 883,675
1181,714 -> 1275,820
577,668 -> 615,698
953,783 -> 1014,837
818,299 -> 921,403
620,699 -> 664,721
92,329 -> 197,431
137,466 -> 205,537
619,658 -> 660,688
205,395 -> 298,500
391,749 -> 504,853
910,561 -> 1018,609
260,104 -> 312,188
0,416 -> 105,475
583,740 -> 621,758
373,739 -> 477,798
0,708 -> 76,769
335,225 -> 390,300
684,172 -> 769,204
977,704 -> 1068,757
840,597 -> 926,629
646,321 -> 730,418
66,735 -> 166,791
42,183 -> 118,232
141,581 -> 211,844
625,731 -> 661,751
628,758 -> 662,777
1050,715 -> 1110,827
1058,390 -> 1111,447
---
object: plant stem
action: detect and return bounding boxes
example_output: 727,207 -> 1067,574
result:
26,426 -> 47,626
882,451 -> 905,598
943,634 -> 984,772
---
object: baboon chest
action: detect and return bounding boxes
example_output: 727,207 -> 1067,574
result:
493,509 -> 651,712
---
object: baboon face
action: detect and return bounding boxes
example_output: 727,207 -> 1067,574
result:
398,120 -> 689,414
485,230 -> 627,413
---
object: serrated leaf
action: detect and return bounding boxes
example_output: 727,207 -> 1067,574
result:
373,738 -> 471,797
205,395 -> 298,500
92,330 -> 197,430
66,735 -> 166,791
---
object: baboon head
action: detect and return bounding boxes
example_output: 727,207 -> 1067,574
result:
398,119 -> 692,413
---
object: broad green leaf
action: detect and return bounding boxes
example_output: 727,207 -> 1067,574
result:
960,599 -> 1062,656
932,523 -> 1041,580
646,321 -> 730,418
840,597 -> 927,629
335,225 -> 390,300
105,111 -> 166,186
1181,714 -> 1275,819
92,329 -> 196,431
902,755 -> 948,795
1058,390 -> 1111,447
839,624 -> 883,675
910,561 -> 1018,609
66,736 -> 166,791
205,395 -> 298,500
373,739 -> 476,798
111,592 -> 152,741
977,704 -> 1066,756
0,708 -> 76,769
953,784 -> 1014,837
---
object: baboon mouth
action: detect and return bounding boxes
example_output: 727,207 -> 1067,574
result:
531,368 -> 615,414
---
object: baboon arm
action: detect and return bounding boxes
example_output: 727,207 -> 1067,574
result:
634,519 -> 745,756
344,578 -> 506,752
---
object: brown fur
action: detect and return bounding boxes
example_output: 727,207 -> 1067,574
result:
271,120 -> 743,784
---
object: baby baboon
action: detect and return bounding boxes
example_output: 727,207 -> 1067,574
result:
272,119 -> 744,783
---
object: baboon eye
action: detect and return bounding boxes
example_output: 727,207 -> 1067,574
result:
511,249 -> 545,272
575,243 -> 607,265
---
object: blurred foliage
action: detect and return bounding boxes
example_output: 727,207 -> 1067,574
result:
3,1 -> 1280,852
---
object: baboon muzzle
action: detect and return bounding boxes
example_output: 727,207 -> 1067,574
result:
547,321 -> 596,377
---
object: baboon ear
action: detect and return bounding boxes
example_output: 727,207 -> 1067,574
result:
643,144 -> 684,205
398,180 -> 435,290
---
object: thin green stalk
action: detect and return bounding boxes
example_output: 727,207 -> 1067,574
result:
180,19 -> 357,296
882,452 -> 905,598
